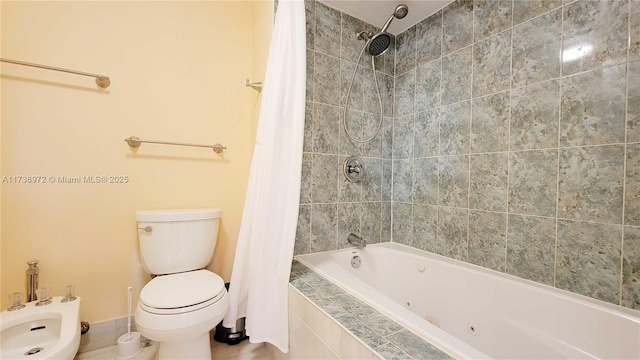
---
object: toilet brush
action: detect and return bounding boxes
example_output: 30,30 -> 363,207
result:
127,286 -> 132,341
116,286 -> 142,360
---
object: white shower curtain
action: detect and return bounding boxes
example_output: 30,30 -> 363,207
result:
222,0 -> 306,353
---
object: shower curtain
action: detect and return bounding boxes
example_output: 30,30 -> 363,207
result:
222,0 -> 306,353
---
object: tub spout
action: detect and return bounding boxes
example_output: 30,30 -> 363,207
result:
347,233 -> 366,248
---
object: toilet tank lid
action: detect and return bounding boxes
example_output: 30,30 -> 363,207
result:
136,208 -> 221,222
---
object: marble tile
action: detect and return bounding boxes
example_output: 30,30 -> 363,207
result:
631,0 -> 640,58
413,157 -> 439,205
625,144 -> 640,226
341,110 -> 362,156
394,69 -> 416,117
622,226 -> 640,309
396,25 -> 417,75
300,152 -> 312,204
506,214 -> 556,285
306,50 -> 314,102
508,150 -> 558,217
562,0 -> 629,75
392,202 -> 414,247
474,0 -> 512,42
314,52 -> 342,106
295,205 -> 311,255
556,219 -> 622,304
362,113 -> 382,157
560,64 -> 626,147
628,60 -> 640,143
382,159 -> 393,201
361,202 -> 382,244
415,59 -> 442,113
442,0 -> 474,55
374,343 -> 414,360
382,201 -> 392,241
314,1 -> 341,58
438,155 -> 469,208
414,109 -> 439,158
338,202 -> 361,249
510,80 -> 560,150
470,92 -> 510,153
468,210 -> 507,271
413,204 -> 438,252
381,117 -> 394,159
441,46 -> 473,105
304,101 -> 313,152
351,307 -> 405,337
311,204 -> 337,252
393,159 -> 413,202
416,11 -> 442,66
558,145 -> 624,224
341,12 -> 375,65
386,330 -> 452,360
341,60 -> 362,111
437,206 -> 468,261
335,315 -> 387,349
393,115 -> 414,159
469,153 -> 508,212
473,30 -> 512,98
311,154 -> 338,203
362,68 -> 382,116
512,9 -> 562,88
312,103 -> 340,153
362,157 -> 382,202
305,0 -> 315,49
378,72 -> 395,117
439,101 -> 471,155
339,155 -> 362,202
513,0 -> 562,25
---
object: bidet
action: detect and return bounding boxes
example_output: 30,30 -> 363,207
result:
1,296 -> 81,360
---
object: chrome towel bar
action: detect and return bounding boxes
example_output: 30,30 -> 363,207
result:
124,136 -> 226,154
1,58 -> 111,88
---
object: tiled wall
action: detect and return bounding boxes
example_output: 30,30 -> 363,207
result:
295,0 -> 396,255
391,0 -> 639,309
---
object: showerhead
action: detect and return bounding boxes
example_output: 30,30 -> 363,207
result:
365,4 -> 409,57
393,4 -> 409,19
367,33 -> 392,56
380,4 -> 409,33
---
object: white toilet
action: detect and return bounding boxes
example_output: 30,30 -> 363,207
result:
134,209 -> 229,360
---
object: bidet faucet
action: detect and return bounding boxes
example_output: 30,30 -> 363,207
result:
26,260 -> 39,302
347,233 -> 366,248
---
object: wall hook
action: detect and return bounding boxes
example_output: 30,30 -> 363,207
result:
245,78 -> 263,92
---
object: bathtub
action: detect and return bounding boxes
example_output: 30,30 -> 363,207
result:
294,242 -> 640,359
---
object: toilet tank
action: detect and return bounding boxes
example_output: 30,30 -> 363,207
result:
136,209 -> 222,275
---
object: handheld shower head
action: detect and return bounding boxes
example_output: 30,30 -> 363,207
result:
393,4 -> 409,19
380,4 -> 409,33
366,4 -> 409,57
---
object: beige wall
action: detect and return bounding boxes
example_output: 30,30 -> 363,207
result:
1,1 -> 272,323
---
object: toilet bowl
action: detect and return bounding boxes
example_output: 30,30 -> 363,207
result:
134,209 -> 227,360
135,271 -> 228,359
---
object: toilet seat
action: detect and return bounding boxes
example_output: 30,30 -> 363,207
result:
139,270 -> 225,315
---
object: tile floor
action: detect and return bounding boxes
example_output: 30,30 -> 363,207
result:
75,338 -> 274,360
211,339 -> 274,360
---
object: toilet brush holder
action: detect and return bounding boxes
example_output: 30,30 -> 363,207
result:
116,332 -> 142,360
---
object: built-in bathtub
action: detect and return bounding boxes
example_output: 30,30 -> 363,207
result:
294,242 -> 640,359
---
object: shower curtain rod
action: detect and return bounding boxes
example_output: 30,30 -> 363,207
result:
0,58 -> 111,88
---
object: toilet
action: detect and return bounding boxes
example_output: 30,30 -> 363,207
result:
134,209 -> 228,360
